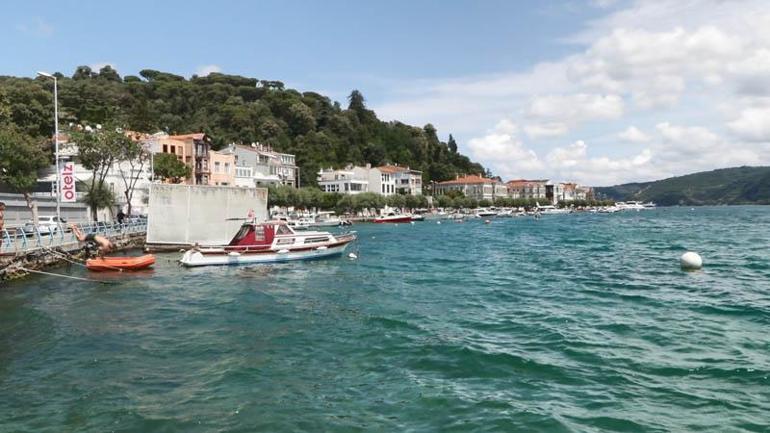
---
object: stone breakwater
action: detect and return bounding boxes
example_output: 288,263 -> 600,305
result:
0,231 -> 146,281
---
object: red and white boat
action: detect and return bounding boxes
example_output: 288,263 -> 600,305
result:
180,221 -> 357,267
373,212 -> 412,224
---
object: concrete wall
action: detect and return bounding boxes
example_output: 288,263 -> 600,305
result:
146,184 -> 268,246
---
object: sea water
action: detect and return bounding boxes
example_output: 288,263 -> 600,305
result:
1,206 -> 769,432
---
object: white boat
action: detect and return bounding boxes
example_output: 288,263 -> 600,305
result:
616,201 -> 646,211
474,208 -> 498,218
536,205 -> 571,214
373,212 -> 413,223
180,221 -> 357,267
309,211 -> 348,227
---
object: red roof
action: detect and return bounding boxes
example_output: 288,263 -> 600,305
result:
438,174 -> 496,185
506,179 -> 548,186
378,164 -> 407,174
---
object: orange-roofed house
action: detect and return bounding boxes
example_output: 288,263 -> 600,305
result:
145,132 -> 212,185
505,179 -> 549,200
435,174 -> 507,201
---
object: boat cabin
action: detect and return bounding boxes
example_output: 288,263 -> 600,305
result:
228,222 -> 295,247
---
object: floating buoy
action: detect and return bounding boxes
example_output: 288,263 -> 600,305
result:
436,221 -> 442,225
680,251 -> 703,270
348,253 -> 358,260
484,219 -> 491,224
410,221 -> 415,225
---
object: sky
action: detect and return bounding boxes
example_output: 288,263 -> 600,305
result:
3,0 -> 770,186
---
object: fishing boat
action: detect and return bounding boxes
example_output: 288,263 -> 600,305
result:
373,212 -> 412,223
86,254 -> 156,271
180,221 -> 356,267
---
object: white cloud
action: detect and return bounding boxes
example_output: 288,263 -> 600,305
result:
467,120 -> 543,177
524,123 -> 570,139
618,126 -> 650,143
727,107 -> 770,142
196,65 -> 222,76
527,93 -> 623,123
370,0 -> 770,185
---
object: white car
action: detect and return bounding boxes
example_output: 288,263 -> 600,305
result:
23,215 -> 66,235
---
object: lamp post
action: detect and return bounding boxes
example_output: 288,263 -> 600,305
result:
37,71 -> 60,221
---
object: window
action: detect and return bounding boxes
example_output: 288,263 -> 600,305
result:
163,144 -> 168,153
170,145 -> 176,154
224,163 -> 230,173
214,161 -> 221,173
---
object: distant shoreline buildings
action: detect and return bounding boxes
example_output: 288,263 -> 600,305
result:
29,128 -> 593,215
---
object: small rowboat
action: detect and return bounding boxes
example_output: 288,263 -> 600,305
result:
86,254 -> 156,272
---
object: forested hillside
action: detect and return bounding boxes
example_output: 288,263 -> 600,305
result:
595,166 -> 770,205
0,65 -> 483,186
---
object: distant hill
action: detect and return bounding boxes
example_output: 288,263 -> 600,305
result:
0,66 -> 485,187
595,166 -> 770,206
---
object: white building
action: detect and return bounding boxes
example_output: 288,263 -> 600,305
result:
38,140 -> 154,216
226,143 -> 298,187
435,174 -> 507,201
317,167 -> 369,194
380,165 -> 423,195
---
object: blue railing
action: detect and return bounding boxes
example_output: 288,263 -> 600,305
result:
0,220 -> 147,255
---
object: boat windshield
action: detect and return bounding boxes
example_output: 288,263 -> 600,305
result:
231,225 -> 252,242
276,225 -> 293,235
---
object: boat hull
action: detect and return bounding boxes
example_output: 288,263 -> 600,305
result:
86,254 -> 156,271
180,241 -> 352,267
373,216 -> 412,223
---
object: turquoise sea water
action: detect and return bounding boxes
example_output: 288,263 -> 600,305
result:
1,206 -> 769,432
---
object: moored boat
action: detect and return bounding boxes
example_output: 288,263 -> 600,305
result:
180,221 -> 356,267
373,212 -> 412,223
86,254 -> 156,271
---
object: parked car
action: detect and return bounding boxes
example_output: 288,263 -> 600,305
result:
23,215 -> 67,235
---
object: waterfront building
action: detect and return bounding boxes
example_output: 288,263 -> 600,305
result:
435,174 -> 507,201
226,143 -> 299,188
506,179 -> 549,200
379,165 -> 423,196
209,150 -> 235,186
36,131 -> 154,216
145,133 -> 213,185
317,166 -> 369,194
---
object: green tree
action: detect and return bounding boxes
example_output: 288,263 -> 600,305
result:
153,153 -> 191,183
117,138 -> 148,216
71,126 -> 129,220
0,126 -> 48,221
447,134 -> 458,153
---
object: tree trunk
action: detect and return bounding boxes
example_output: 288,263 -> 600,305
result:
91,205 -> 98,222
23,192 -> 39,224
125,191 -> 132,216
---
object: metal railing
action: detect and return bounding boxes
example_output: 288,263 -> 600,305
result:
0,220 -> 147,255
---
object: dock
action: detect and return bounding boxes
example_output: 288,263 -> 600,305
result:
0,221 -> 147,281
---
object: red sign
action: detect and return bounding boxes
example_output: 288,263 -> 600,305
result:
61,162 -> 76,202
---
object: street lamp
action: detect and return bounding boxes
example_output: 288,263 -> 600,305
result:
37,71 -> 60,221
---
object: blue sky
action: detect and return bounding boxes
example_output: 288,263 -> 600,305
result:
4,0 -> 770,185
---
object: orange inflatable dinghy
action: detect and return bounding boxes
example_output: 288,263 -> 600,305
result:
86,254 -> 156,271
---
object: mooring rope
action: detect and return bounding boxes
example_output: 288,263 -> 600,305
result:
41,245 -> 125,272
18,267 -> 117,284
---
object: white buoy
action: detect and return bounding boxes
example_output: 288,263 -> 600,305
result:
348,252 -> 358,260
436,221 -> 442,225
484,219 -> 491,224
680,251 -> 703,270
